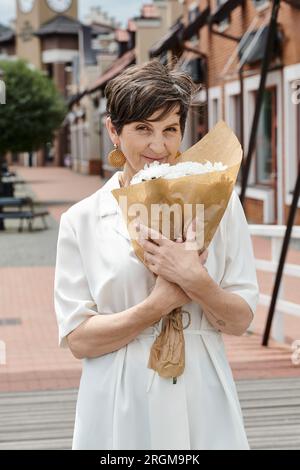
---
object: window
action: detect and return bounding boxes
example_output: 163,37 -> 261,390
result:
188,5 -> 199,24
159,50 -> 168,66
252,0 -> 269,11
284,72 -> 300,203
229,94 -> 242,182
209,87 -> 221,129
255,87 -> 277,187
188,3 -> 200,42
215,0 -> 230,31
181,58 -> 205,84
232,94 -> 242,143
212,98 -> 220,127
296,82 -> 300,176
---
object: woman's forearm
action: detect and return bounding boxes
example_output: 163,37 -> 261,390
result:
67,299 -> 162,360
180,266 -> 253,336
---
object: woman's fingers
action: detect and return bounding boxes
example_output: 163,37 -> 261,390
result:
138,223 -> 168,246
185,220 -> 196,241
199,249 -> 208,265
139,238 -> 159,255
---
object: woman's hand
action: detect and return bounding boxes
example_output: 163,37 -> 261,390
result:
147,275 -> 191,318
137,223 -> 208,289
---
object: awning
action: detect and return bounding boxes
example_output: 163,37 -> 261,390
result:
34,15 -> 81,36
282,0 -> 300,8
177,51 -> 206,84
211,0 -> 245,24
182,7 -> 210,41
0,31 -> 15,44
67,91 -> 86,109
87,49 -> 136,94
149,19 -> 184,58
238,25 -> 282,65
0,25 -> 15,44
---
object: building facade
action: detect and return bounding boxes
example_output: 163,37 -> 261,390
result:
69,0 -> 184,177
1,0 -> 80,167
2,0 -> 299,226
153,0 -> 300,224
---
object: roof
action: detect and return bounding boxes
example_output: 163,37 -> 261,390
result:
133,3 -> 160,20
149,18 -> 184,58
87,48 -> 136,94
282,0 -> 300,8
211,0 -> 245,24
66,91 -> 86,109
0,24 -> 12,34
90,23 -> 116,36
0,24 -> 15,44
127,19 -> 137,32
115,29 -> 130,42
34,15 -> 82,37
182,6 -> 210,41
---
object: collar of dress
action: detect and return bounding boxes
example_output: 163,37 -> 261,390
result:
96,171 -> 131,241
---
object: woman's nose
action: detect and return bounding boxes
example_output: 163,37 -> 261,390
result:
148,136 -> 166,154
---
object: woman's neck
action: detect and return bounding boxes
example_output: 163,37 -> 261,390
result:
119,164 -> 134,188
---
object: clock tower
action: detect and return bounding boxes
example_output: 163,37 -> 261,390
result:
16,0 -> 78,69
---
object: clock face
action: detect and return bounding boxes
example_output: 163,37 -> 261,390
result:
46,0 -> 72,13
18,0 -> 35,13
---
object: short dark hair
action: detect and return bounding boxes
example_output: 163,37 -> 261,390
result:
105,59 -> 197,137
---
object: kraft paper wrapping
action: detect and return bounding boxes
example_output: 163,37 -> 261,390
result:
112,120 -> 242,381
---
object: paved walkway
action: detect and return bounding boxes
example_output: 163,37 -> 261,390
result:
1,377 -> 300,450
0,166 -> 299,394
0,167 -> 102,392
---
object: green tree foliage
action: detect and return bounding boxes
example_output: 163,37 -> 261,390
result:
0,59 -> 67,154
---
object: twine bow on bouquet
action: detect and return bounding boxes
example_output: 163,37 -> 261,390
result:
111,120 -> 243,384
147,307 -> 191,385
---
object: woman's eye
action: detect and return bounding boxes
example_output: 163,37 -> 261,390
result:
136,126 -> 177,132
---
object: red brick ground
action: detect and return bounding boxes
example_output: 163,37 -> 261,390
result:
0,166 -> 299,392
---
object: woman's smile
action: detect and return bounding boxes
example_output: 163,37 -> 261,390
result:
141,154 -> 169,164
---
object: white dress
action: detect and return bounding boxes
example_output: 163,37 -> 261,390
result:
54,170 -> 259,450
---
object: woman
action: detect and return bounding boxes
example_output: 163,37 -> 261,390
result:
54,60 -> 259,450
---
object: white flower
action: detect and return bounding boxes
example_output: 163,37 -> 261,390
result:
131,161 -> 170,184
131,160 -> 228,185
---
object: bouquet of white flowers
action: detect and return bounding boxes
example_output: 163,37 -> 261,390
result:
131,160 -> 228,185
112,120 -> 242,383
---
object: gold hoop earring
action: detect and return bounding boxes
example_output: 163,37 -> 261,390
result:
176,151 -> 182,159
108,144 -> 126,167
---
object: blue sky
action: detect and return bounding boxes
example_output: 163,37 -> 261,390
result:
1,0 -> 145,26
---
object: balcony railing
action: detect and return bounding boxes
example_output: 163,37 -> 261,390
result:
249,224 -> 300,342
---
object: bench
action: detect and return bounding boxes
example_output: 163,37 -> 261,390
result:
0,197 -> 49,232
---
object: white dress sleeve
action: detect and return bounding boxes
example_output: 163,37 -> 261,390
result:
219,190 -> 259,315
54,212 -> 98,348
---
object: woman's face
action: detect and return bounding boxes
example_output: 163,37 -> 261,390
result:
106,106 -> 182,175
